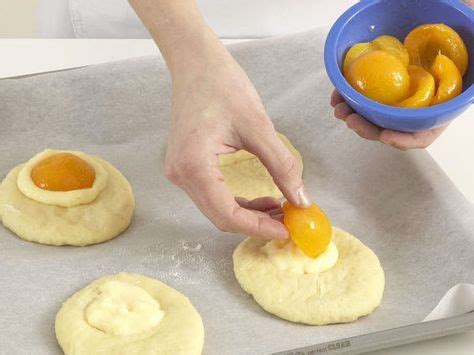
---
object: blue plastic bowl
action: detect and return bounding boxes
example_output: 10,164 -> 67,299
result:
324,0 -> 474,132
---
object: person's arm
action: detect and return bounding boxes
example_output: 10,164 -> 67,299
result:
129,0 -> 219,75
128,0 -> 311,239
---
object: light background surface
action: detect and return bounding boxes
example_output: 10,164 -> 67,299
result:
0,0 -> 37,37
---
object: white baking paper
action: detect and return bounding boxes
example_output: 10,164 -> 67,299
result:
0,29 -> 473,354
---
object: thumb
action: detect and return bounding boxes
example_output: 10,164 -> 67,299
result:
243,126 -> 311,208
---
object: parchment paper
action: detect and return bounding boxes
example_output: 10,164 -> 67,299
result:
0,29 -> 473,354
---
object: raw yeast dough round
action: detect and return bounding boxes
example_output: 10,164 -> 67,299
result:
233,227 -> 384,325
219,133 -> 303,199
0,150 -> 134,246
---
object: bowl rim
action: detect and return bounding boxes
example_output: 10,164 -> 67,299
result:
324,0 -> 474,120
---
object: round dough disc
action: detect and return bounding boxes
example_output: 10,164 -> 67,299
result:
219,132 -> 303,200
55,273 -> 204,355
0,156 -> 134,246
233,227 -> 385,325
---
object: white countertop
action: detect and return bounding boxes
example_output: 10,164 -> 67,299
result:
0,38 -> 473,354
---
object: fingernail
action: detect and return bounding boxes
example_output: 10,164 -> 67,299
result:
296,187 -> 312,208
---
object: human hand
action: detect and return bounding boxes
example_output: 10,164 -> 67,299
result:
330,90 -> 448,150
130,0 -> 310,239
163,35 -> 310,239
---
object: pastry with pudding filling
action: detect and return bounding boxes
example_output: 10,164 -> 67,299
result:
233,202 -> 384,325
0,149 -> 134,246
55,273 -> 204,355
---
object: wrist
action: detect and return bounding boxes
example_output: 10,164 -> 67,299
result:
129,0 -> 230,81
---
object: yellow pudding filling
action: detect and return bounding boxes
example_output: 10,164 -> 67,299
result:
262,239 -> 339,274
85,281 -> 164,336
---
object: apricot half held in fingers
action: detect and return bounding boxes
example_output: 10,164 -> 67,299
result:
430,54 -> 463,106
396,66 -> 435,108
404,23 -> 468,76
345,50 -> 410,105
283,202 -> 332,258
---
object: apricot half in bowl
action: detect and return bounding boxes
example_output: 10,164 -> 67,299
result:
324,0 -> 473,132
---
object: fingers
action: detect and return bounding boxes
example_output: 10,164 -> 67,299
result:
236,196 -> 284,221
192,178 -> 289,240
380,124 -> 449,150
332,90 -> 355,122
242,127 -> 311,208
343,114 -> 447,149
334,102 -> 354,120
165,152 -> 288,240
332,89 -> 448,150
235,196 -> 281,212
345,114 -> 382,141
331,92 -> 447,150
330,90 -> 345,107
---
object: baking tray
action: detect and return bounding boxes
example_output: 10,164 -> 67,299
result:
0,30 -> 473,354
